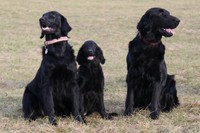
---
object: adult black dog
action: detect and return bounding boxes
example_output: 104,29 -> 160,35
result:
124,8 -> 180,119
22,11 -> 83,125
77,40 -> 112,120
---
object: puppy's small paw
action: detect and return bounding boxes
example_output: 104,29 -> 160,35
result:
49,117 -> 58,126
75,115 -> 86,124
104,114 -> 113,120
150,111 -> 159,120
124,111 -> 132,116
124,108 -> 134,116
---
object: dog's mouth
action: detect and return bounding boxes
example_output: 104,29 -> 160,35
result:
87,56 -> 95,61
163,28 -> 175,35
41,26 -> 55,33
159,28 -> 176,37
41,26 -> 55,32
40,23 -> 55,33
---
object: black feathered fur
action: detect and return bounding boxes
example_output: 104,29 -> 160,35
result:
77,40 -> 113,120
124,8 -> 180,119
22,11 -> 83,125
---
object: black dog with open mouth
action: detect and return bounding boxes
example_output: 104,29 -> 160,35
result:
125,8 -> 180,119
77,40 -> 113,120
22,11 -> 83,125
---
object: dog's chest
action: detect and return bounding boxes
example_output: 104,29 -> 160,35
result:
86,76 -> 102,91
130,45 -> 166,81
50,66 -> 73,92
78,65 -> 104,93
135,45 -> 164,66
83,70 -> 103,91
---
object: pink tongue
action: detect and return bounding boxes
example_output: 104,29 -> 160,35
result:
87,56 -> 95,60
164,28 -> 175,35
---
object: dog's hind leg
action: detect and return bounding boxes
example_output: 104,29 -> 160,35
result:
22,88 -> 42,120
22,89 -> 33,119
124,81 -> 135,116
161,75 -> 179,112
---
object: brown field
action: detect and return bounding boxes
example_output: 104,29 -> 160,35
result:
0,0 -> 200,132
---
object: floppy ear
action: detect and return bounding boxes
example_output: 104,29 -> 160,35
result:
61,15 -> 72,36
76,47 -> 85,65
137,13 -> 152,33
97,46 -> 105,64
40,32 -> 44,39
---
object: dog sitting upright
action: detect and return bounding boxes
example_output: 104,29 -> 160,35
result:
77,40 -> 112,120
124,8 -> 180,119
22,11 -> 83,125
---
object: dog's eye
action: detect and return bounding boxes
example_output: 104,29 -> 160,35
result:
162,13 -> 167,17
159,12 -> 167,17
93,45 -> 97,49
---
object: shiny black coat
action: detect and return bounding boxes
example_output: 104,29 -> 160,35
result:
22,11 -> 83,125
77,40 -> 112,120
124,8 -> 180,119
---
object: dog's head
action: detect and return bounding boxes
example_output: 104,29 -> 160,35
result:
39,11 -> 72,39
77,40 -> 105,65
137,8 -> 180,38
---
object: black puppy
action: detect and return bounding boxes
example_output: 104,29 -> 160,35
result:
22,11 -> 83,125
77,40 -> 112,120
124,8 -> 180,119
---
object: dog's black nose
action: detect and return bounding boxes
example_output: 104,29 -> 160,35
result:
39,18 -> 45,23
174,18 -> 180,24
88,49 -> 94,54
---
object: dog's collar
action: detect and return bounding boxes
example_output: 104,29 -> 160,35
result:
138,32 -> 161,45
44,36 -> 69,46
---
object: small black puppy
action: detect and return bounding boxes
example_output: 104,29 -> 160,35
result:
77,40 -> 112,120
124,8 -> 180,119
22,11 -> 83,125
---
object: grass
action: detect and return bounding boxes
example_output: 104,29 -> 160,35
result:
0,0 -> 200,132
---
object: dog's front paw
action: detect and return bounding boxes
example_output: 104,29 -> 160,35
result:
150,111 -> 159,120
75,115 -> 86,124
49,117 -> 58,126
104,113 -> 113,120
124,107 -> 134,116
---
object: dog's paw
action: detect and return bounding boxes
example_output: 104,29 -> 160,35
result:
75,115 -> 86,124
124,111 -> 132,116
150,111 -> 159,120
104,114 -> 113,120
124,108 -> 134,116
49,117 -> 58,126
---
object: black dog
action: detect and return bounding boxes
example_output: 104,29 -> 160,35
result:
22,11 -> 83,125
124,8 -> 180,119
77,40 -> 112,120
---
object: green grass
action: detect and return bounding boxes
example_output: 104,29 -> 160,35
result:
0,0 -> 200,132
